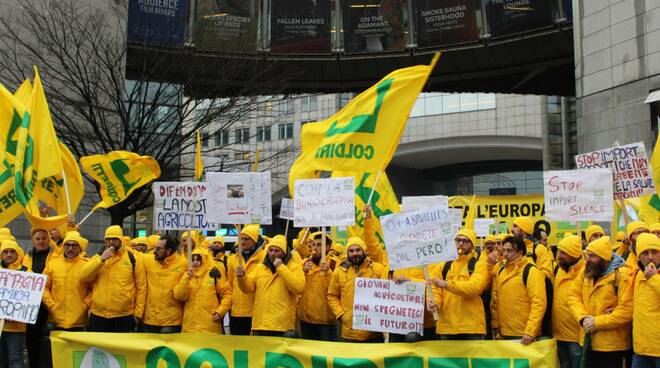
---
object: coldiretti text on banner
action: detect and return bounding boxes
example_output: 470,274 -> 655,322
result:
51,332 -> 559,368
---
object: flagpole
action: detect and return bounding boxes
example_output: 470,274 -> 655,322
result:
60,169 -> 73,216
78,208 -> 95,226
366,170 -> 383,207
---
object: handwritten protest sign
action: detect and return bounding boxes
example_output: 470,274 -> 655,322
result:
153,182 -> 217,230
401,195 -> 448,212
474,218 -> 495,237
381,204 -> 458,270
0,269 -> 47,324
352,278 -> 425,335
575,142 -> 655,200
206,172 -> 272,224
279,198 -> 294,220
293,177 -> 355,227
544,169 -> 614,222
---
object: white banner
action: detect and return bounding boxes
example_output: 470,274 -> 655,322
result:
575,142 -> 655,200
0,269 -> 47,324
279,198 -> 294,220
152,182 -> 217,230
381,204 -> 458,270
449,208 -> 463,232
401,195 -> 448,212
293,177 -> 355,227
474,218 -> 495,237
206,172 -> 272,225
544,169 -> 614,222
352,278 -> 425,335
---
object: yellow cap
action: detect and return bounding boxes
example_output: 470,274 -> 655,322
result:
616,231 -> 625,242
636,233 -> 660,255
104,225 -> 123,239
63,231 -> 89,251
0,228 -> 11,237
266,235 -> 287,253
626,221 -> 649,238
311,231 -> 334,244
182,231 -> 200,246
513,216 -> 534,235
558,235 -> 582,259
650,223 -> 660,232
484,234 -> 496,244
210,236 -> 225,246
147,234 -> 160,251
586,236 -> 613,261
585,225 -> 605,241
239,224 -> 260,243
0,239 -> 24,262
132,236 -> 149,246
347,237 -> 367,252
332,242 -> 345,254
455,228 -> 477,246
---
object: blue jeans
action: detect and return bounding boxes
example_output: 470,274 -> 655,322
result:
0,332 -> 25,368
557,341 -> 581,368
632,354 -> 660,368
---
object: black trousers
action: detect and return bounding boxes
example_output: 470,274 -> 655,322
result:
253,330 -> 284,337
140,324 -> 181,334
587,350 -> 627,368
229,316 -> 252,336
300,321 -> 336,341
87,314 -> 136,333
26,306 -> 49,368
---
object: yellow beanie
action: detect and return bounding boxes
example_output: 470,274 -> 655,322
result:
182,231 -> 200,246
210,236 -> 225,246
586,236 -> 613,261
347,237 -> 367,252
311,231 -> 334,244
513,216 -> 534,235
455,229 -> 477,246
585,225 -> 605,241
626,221 -> 649,238
0,228 -> 11,237
650,223 -> 660,232
558,235 -> 582,259
266,235 -> 287,253
616,231 -> 625,242
239,224 -> 260,243
0,239 -> 24,262
63,231 -> 89,251
105,225 -> 123,239
636,233 -> 660,256
147,234 -> 160,251
495,233 -> 509,242
332,242 -> 345,254
484,234 -> 496,244
132,236 -> 149,247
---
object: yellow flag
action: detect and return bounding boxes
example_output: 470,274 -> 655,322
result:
34,142 -> 84,216
195,129 -> 204,181
464,195 -> 477,230
0,84 -> 28,226
289,53 -> 440,176
80,151 -> 161,211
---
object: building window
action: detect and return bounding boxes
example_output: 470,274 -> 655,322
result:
215,130 -> 229,146
256,126 -> 271,142
201,132 -> 209,147
339,93 -> 352,108
235,127 -> 250,144
301,95 -> 318,112
278,123 -> 294,140
234,151 -> 250,161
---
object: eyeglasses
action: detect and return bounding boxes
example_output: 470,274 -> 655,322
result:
455,238 -> 470,244
63,243 -> 79,248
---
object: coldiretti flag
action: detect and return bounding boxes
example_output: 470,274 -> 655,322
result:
289,54 -> 439,177
51,332 -> 558,368
80,151 -> 161,211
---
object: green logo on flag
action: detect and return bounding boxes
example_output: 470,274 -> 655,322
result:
109,159 -> 139,194
324,79 -> 393,137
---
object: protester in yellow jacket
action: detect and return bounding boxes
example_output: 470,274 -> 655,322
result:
330,242 -> 347,264
363,205 -> 387,265
621,221 -> 650,274
552,235 -> 585,368
298,231 -> 338,341
80,225 -> 147,332
236,235 -> 305,335
43,231 -> 90,330
492,235 -> 546,345
630,233 -> 660,364
428,229 -> 495,339
512,216 -> 554,279
174,248 -> 232,333
131,236 -> 149,254
226,224 -> 267,335
327,237 -> 388,342
568,236 -> 633,367
0,240 -> 30,368
292,228 -> 312,260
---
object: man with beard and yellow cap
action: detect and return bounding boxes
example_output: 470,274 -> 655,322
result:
327,237 -> 388,342
621,221 -> 650,274
236,235 -> 305,336
43,231 -> 91,331
227,224 -> 266,335
568,236 -> 633,368
629,233 -> 660,366
0,240 -> 29,368
427,229 -> 497,340
552,235 -> 585,368
512,216 -> 554,280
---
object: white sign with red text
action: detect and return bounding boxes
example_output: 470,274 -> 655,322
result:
544,169 -> 614,222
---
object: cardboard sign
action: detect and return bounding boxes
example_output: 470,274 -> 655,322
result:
153,182 -> 218,230
401,195 -> 449,212
293,177 -> 355,227
544,169 -> 614,222
0,269 -> 47,324
352,278 -> 425,335
206,172 -> 273,225
575,142 -> 655,200
279,198 -> 294,220
474,218 -> 495,237
381,204 -> 458,270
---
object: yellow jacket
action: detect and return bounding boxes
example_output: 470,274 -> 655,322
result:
173,256 -> 232,333
492,256 -> 546,337
327,259 -> 388,341
431,252 -> 491,335
43,255 -> 90,329
632,270 -> 660,356
525,239 -> 554,280
364,215 -> 387,265
227,246 -> 266,317
568,255 -> 633,352
298,256 -> 337,325
552,259 -> 585,342
393,267 -> 435,329
237,258 -> 305,332
139,253 -> 187,326
1,259 -> 30,333
80,247 -> 147,319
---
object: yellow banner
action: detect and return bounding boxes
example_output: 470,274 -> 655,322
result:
51,332 -> 558,368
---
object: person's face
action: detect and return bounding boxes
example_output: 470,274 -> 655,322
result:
584,251 -> 607,279
50,228 -> 62,242
105,238 -> 121,250
631,228 -> 650,245
239,235 -> 256,250
1,249 -> 18,264
210,242 -> 224,251
588,232 -> 603,242
639,249 -> 659,267
539,231 -> 548,245
154,239 -> 171,261
132,243 -> 148,253
267,246 -> 284,261
63,241 -> 81,259
484,241 -> 495,253
347,245 -> 366,265
494,240 -> 503,254
32,230 -> 50,251
556,249 -> 579,269
511,224 -> 522,237
455,236 -> 473,255
502,242 -> 522,263
311,238 -> 330,258
192,254 -> 203,270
